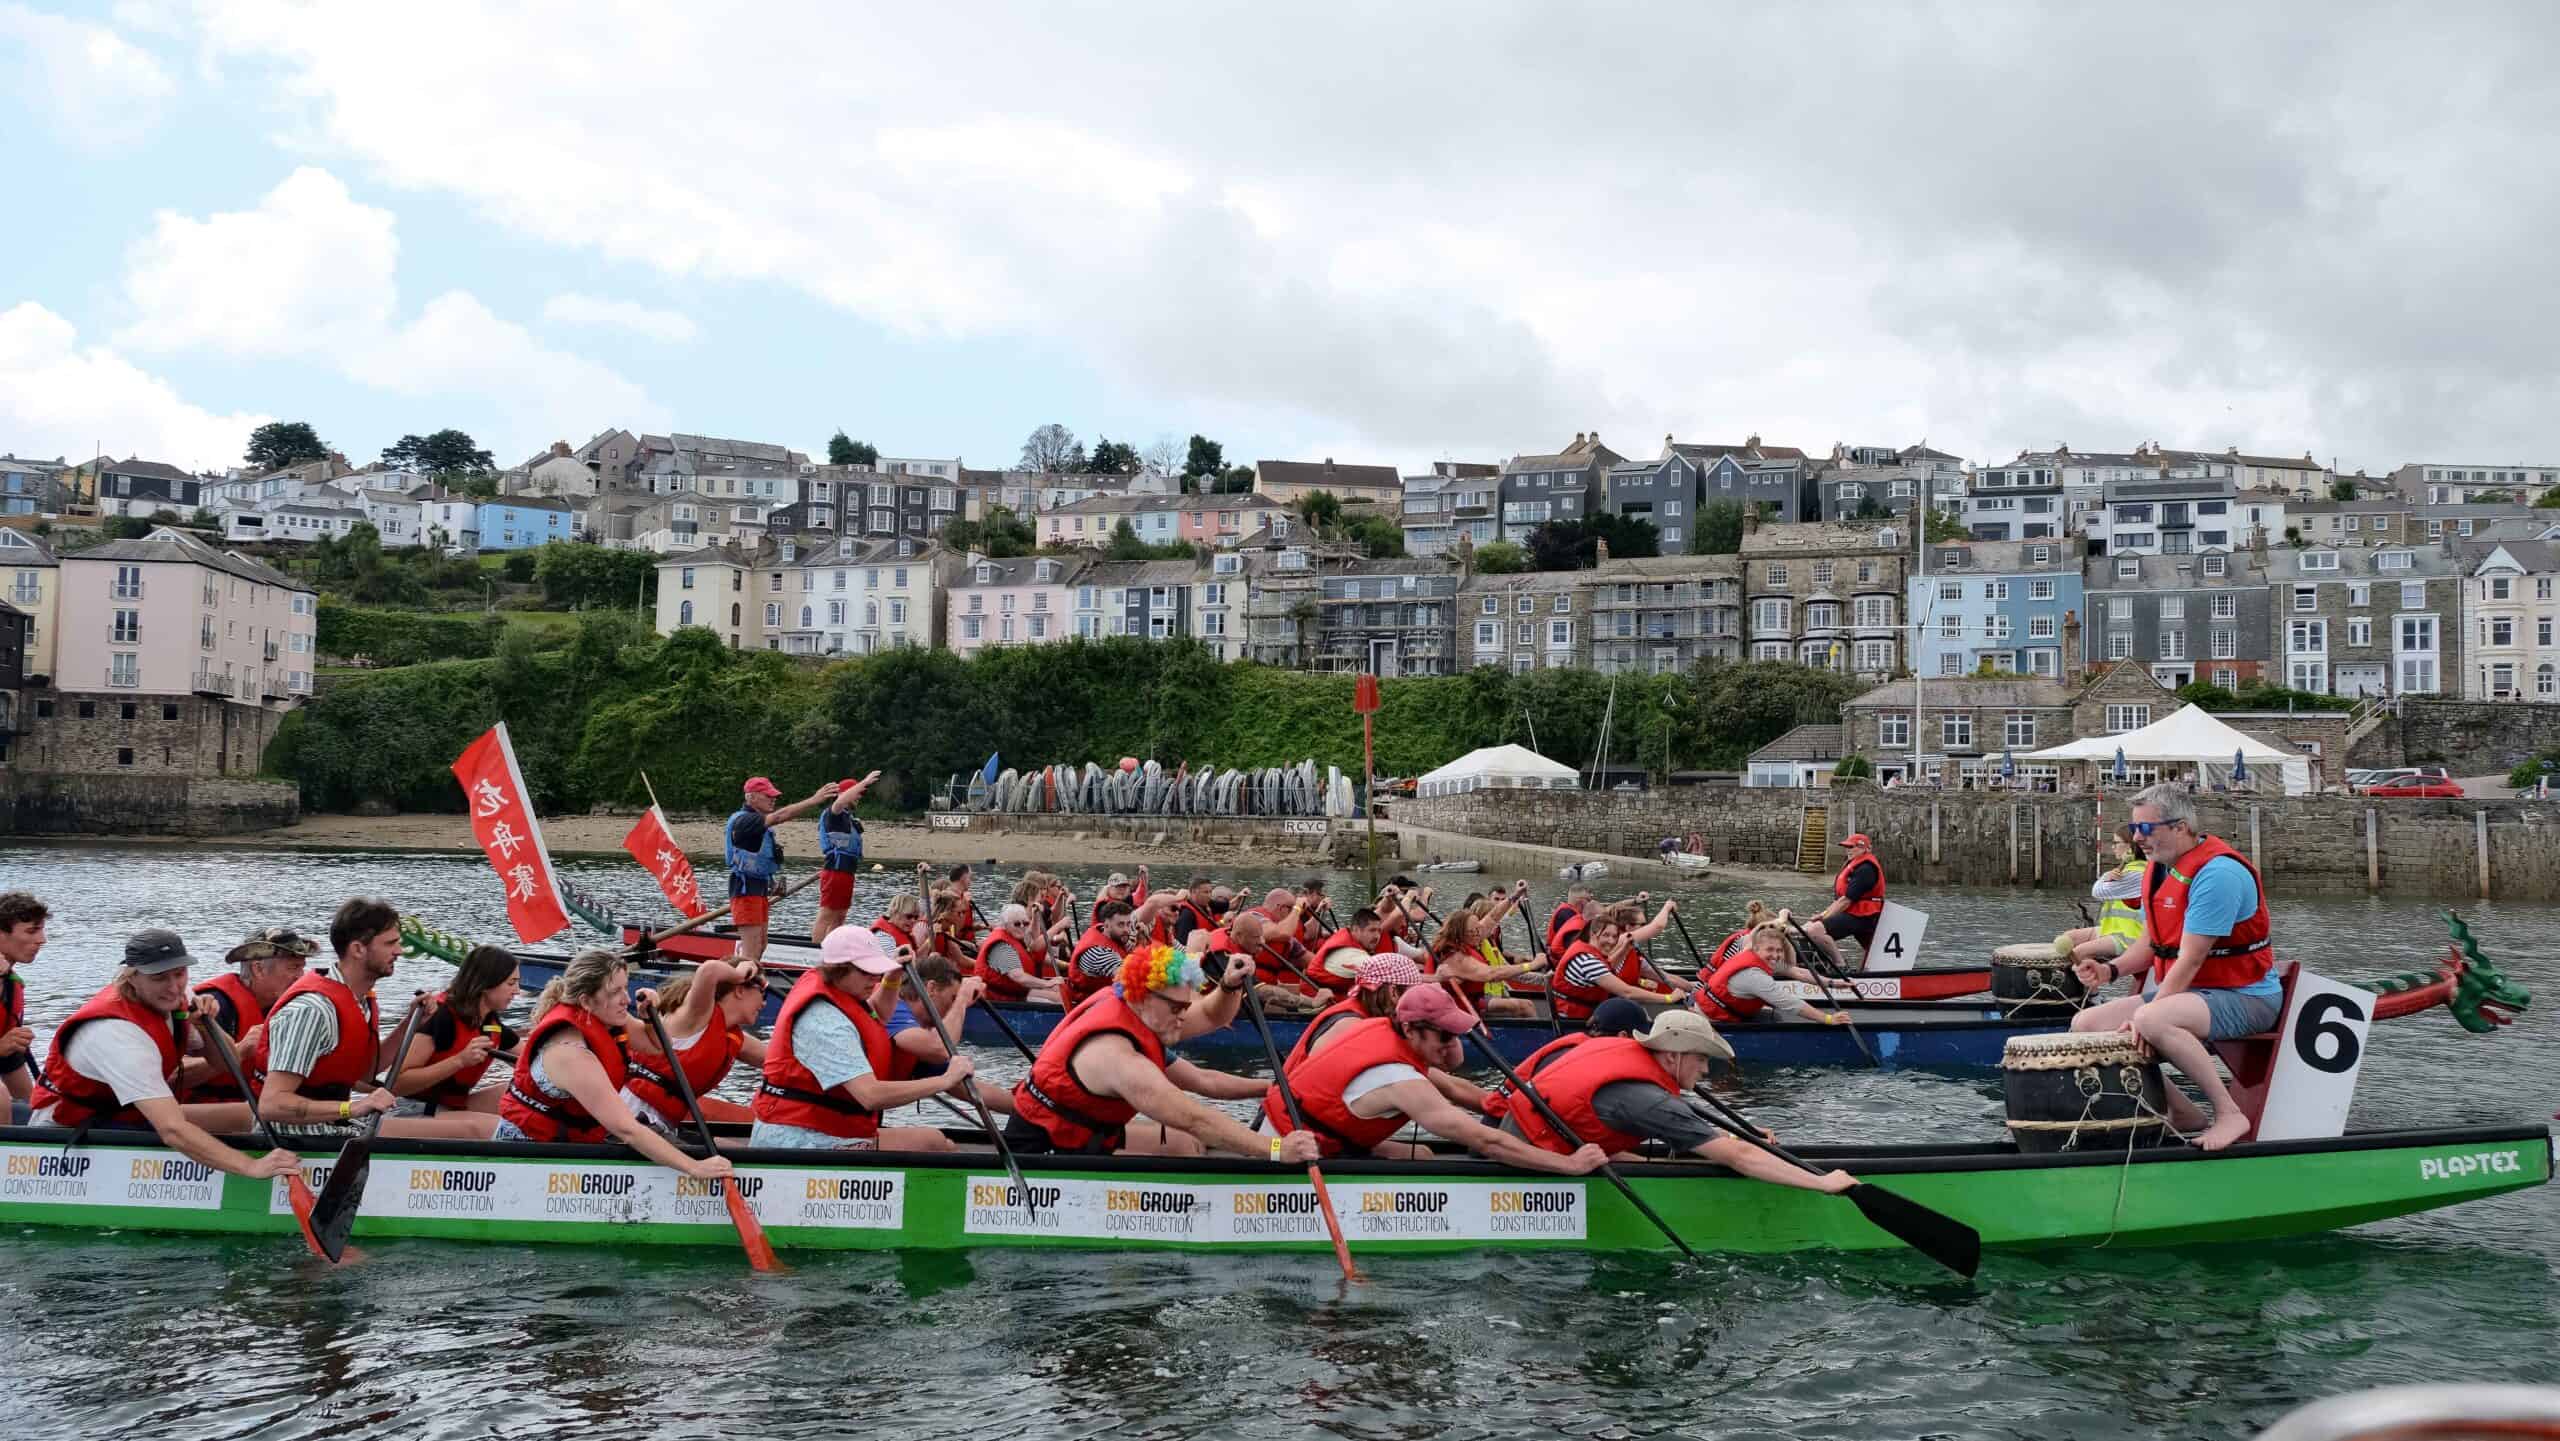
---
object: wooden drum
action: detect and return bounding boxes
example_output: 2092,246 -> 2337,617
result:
1990,942 -> 2090,1008
2000,1031 -> 2169,1153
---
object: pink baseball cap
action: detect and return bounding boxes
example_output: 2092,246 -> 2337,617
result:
744,777 -> 782,797
821,924 -> 902,975
1395,985 -> 1477,1035
1353,952 -> 1424,992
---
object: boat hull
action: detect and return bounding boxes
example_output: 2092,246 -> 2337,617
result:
1,1124 -> 2541,1257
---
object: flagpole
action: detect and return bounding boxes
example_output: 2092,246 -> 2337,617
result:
641,770 -> 667,819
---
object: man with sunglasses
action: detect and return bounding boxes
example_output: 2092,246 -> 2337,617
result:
2071,783 -> 2283,1151
187,927 -> 317,1101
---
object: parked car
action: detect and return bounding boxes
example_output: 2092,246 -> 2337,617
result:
2367,775 -> 2462,799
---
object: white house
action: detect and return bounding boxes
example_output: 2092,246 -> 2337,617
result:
419,496 -> 481,552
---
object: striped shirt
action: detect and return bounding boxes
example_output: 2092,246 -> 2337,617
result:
262,992 -> 360,1140
1075,944 -> 1124,980
1562,949 -> 1618,991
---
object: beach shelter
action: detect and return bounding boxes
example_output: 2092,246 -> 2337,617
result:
1415,744 -> 1581,799
2027,704 -> 2311,795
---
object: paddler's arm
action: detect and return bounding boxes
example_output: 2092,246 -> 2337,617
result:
677,960 -> 755,1034
391,1023 -> 497,1097
1367,1080 -> 1606,1174
1424,1066 -> 1499,1114
1162,1057 -> 1265,1101
543,1039 -> 731,1182
1169,954 -> 1253,1042
130,1094 -> 300,1179
1085,1040 -> 1311,1161
936,976 -> 985,1041
1625,900 -> 1677,944
1688,1133 -> 1856,1193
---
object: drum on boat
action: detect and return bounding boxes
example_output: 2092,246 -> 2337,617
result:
2000,1031 -> 2170,1154
1990,942 -> 2090,1008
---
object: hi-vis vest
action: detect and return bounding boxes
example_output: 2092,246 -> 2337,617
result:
2099,860 -> 2149,943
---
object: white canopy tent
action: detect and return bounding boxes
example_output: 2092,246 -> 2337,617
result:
1416,744 -> 1582,798
2025,704 -> 2312,796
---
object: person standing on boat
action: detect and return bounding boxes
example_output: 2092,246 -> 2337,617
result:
494,949 -> 736,1187
2051,826 -> 2148,967
0,894 -> 44,1115
1505,1011 -> 1857,1191
728,776 -> 839,962
809,770 -> 881,943
2071,784 -> 2283,1152
1690,920 -> 1849,1027
752,925 -> 976,1152
28,928 -> 302,1180
1263,986 -> 1609,1173
389,945 -> 523,1117
975,904 -> 1063,1005
1008,943 -> 1322,1162
262,898 -> 495,1142
189,928 -> 316,1103
1799,833 -> 1885,970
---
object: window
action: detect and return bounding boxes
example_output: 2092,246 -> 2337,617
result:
2289,619 -> 2327,653
2541,664 -> 2556,698
1938,653 -> 1964,675
1878,712 -> 1910,748
828,599 -> 846,625
111,609 -> 140,643
1548,620 -> 1573,647
1984,581 -> 2009,601
1937,581 -> 1962,601
889,600 -> 907,625
2491,576 -> 2513,600
680,567 -> 696,590
1985,615 -> 2011,641
2107,633 -> 2133,660
1516,622 -> 1535,645
1766,563 -> 1788,584
2541,578 -> 2554,600
1552,594 -> 1570,614
113,564 -> 143,598
2029,579 -> 2055,601
1517,595 -> 1534,615
2543,618 -> 2556,647
764,602 -> 780,627
1855,639 -> 1893,671
1938,614 -> 1961,639
1941,713 -> 1973,749
2104,704 -> 2150,733
2400,581 -> 2425,611
2301,551 -> 2339,572
2491,618 -> 2516,647
1480,596 -> 1497,615
2029,615 -> 2056,639
2107,598 -> 2133,621
2214,666 -> 2238,690
2209,593 -> 2236,621
1854,597 -> 1891,627
1752,598 -> 1791,632
2294,586 -> 2319,612
109,653 -> 139,687
2004,711 -> 2037,748
2349,618 -> 2371,647
2116,558 -> 2140,579
2160,597 -> 2185,621
2347,583 -> 2369,608
1475,622 -> 1498,647
2159,628 -> 2187,660
2202,555 -> 2227,578
2376,551 -> 2411,572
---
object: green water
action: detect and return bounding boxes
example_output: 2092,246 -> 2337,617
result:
0,843 -> 2552,1439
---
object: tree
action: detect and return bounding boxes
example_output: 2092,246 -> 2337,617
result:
1693,500 -> 1745,555
1086,437 -> 1141,475
1293,491 -> 1345,532
2328,477 -> 2359,502
534,540 -> 655,610
1692,660 -> 1866,754
383,429 -> 495,479
1346,514 -> 1405,558
1923,506 -> 1966,542
1473,541 -> 1529,574
1589,511 -> 1659,561
1180,434 -> 1225,483
502,551 -> 539,583
2535,487 -> 2560,509
1103,519 -> 1193,561
1524,514 -> 1658,571
2467,489 -> 2515,505
941,504 -> 1036,559
245,421 -> 329,472
828,431 -> 878,467
1140,437 -> 1180,477
1212,465 -> 1256,494
1021,424 -> 1082,474
102,515 -> 151,540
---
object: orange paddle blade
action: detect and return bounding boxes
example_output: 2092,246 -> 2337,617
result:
282,1168 -> 332,1263
1306,1163 -> 1363,1284
724,1179 -> 784,1272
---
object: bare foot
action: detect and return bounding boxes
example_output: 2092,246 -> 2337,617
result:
2164,1090 -> 2209,1132
2195,1115 -> 2251,1152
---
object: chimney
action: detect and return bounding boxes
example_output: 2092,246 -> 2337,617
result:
1742,502 -> 1761,536
1746,432 -> 1761,450
1454,531 -> 1475,576
1595,537 -> 1611,563
1589,429 -> 1600,449
1572,433 -> 1585,447
2062,608 -> 2083,688
1323,457 -> 1334,470
1663,432 -> 1675,459
551,440 -> 572,458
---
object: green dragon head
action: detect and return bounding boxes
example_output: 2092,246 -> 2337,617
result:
2444,911 -> 2532,1035
399,914 -> 476,966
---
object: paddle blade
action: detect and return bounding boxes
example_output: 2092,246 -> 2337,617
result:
281,1168 -> 329,1261
1847,1182 -> 1980,1279
723,1180 -> 784,1273
308,1128 -> 380,1264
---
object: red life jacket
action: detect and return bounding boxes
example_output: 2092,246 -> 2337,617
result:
1692,950 -> 1775,1024
1506,1036 -> 1679,1157
1155,899 -> 1214,947
974,931 -> 1053,1004
1514,1032 -> 1589,1081
1834,854 -> 1886,919
261,970 -> 381,1102
1711,928 -> 1752,967
1547,940 -> 1634,1021
499,1004 -> 631,1143
1547,902 -> 1586,951
189,971 -> 269,1101
1307,929 -> 1367,996
871,918 -> 917,956
1261,1017 -> 1432,1158
1061,925 -> 1127,1006
625,1005 -> 742,1126
1011,987 -> 1167,1152
1253,935 -> 1311,990
2141,835 -> 2275,991
32,982 -> 189,1128
1284,994 -> 1372,1068
409,991 -> 515,1111
753,970 -> 893,1139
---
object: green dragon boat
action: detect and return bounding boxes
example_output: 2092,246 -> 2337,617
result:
1,1122 -> 2543,1258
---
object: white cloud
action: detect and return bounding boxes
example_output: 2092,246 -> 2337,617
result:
353,292 -> 659,446
0,3 -> 174,147
541,293 -> 697,343
0,301 -> 267,470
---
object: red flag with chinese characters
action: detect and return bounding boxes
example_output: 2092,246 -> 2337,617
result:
622,804 -> 705,918
452,722 -> 571,943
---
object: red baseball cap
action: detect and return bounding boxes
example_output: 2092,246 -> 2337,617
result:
1840,832 -> 1872,847
744,777 -> 781,797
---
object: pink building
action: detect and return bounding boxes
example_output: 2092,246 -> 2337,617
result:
944,553 -> 1091,655
1172,493 -> 1283,546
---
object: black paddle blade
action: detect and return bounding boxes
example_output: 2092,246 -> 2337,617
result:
307,1125 -> 381,1263
1847,1181 -> 1980,1279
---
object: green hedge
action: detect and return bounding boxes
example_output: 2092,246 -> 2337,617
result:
315,605 -> 507,666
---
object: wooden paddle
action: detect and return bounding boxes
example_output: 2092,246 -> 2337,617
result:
1237,982 -> 1361,1283
635,995 -> 780,1272
626,871 -> 822,955
1781,913 -> 1879,1066
200,1021 -> 327,1260
1440,982 -> 1699,1261
902,866 -> 1041,1222
307,993 -> 428,1262
1517,887 -> 1566,1039
954,903 -> 1046,1071
1688,1085 -> 1981,1279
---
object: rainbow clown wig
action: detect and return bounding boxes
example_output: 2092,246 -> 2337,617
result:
1117,943 -> 1209,998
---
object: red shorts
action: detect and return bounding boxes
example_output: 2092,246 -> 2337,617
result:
819,869 -> 856,911
731,893 -> 770,928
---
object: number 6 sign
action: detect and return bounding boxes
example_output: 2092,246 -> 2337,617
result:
2253,968 -> 2374,1142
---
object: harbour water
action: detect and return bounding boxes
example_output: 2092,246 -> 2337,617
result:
1,842 -> 2553,1439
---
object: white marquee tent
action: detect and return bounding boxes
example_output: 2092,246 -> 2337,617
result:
2026,703 -> 2313,796
1416,744 -> 1582,798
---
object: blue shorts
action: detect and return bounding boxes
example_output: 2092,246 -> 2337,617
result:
2143,976 -> 2284,1040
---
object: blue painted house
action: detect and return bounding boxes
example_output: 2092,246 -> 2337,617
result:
476,496 -> 578,550
1907,538 -> 2084,681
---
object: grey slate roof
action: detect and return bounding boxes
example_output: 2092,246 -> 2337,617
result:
1748,723 -> 1844,764
73,527 -> 310,591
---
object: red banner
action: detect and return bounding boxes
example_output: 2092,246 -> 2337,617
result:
452,722 -> 571,944
623,804 -> 705,918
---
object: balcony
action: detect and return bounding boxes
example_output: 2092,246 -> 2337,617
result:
190,668 -> 231,696
106,666 -> 142,689
264,639 -> 280,661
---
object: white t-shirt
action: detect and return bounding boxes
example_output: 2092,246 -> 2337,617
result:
1259,1062 -> 1423,1136
59,1019 -> 172,1107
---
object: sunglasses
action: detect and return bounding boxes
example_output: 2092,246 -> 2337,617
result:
2128,819 -> 2186,838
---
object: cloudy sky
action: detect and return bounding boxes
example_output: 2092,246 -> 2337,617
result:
4,2 -> 2554,478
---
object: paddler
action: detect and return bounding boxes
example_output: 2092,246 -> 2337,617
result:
726,775 -> 839,961
1705,902 -> 1776,967
261,898 -> 495,1141
1504,997 -> 1647,1090
871,892 -> 929,960
622,957 -> 766,1131
1063,897 -> 1141,1006
28,928 -> 301,1180
1261,985 -> 1609,1173
2051,825 -> 2148,968
1503,1009 -> 1857,1193
1155,876 -> 1219,948
1798,831 -> 1885,970
975,903 -> 1063,1006
809,769 -> 881,943
1546,882 -> 1594,952
1548,908 -> 1686,1021
2071,784 -> 2283,1151
883,953 -> 1016,1116
390,944 -> 523,1117
0,892 -> 46,1113
750,924 -> 977,1151
1304,908 -> 1389,998
494,949 -> 735,1188
1690,919 -> 1850,1027
1006,943 -> 1323,1161
1427,885 -> 1549,1017
190,927 -> 316,1103
1286,951 -> 1420,1065
942,864 -> 980,955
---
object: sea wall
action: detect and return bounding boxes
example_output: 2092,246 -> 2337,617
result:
2390,700 -> 2560,774
1393,784 -> 2560,902
928,811 -> 1336,856
7,773 -> 301,836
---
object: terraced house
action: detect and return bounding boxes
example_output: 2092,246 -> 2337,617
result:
1908,539 -> 2083,681
1461,569 -> 1590,673
765,535 -> 955,656
1499,433 -> 1623,542
1314,558 -> 1458,676
2081,551 -> 2272,692
1739,520 -> 1909,678
1578,555 -> 1743,674
2263,545 -> 2458,698
2448,539 -> 2560,701
945,554 -> 1089,655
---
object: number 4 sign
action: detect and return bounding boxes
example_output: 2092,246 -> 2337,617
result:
1864,901 -> 1928,973
2254,968 -> 2373,1142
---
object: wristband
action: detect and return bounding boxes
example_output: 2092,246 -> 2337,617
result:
1268,1135 -> 1284,1161
337,1100 -> 352,1121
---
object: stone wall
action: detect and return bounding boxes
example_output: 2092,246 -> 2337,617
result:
9,773 -> 299,835
16,691 -> 285,778
2393,700 -> 2560,773
1395,783 -> 2560,901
